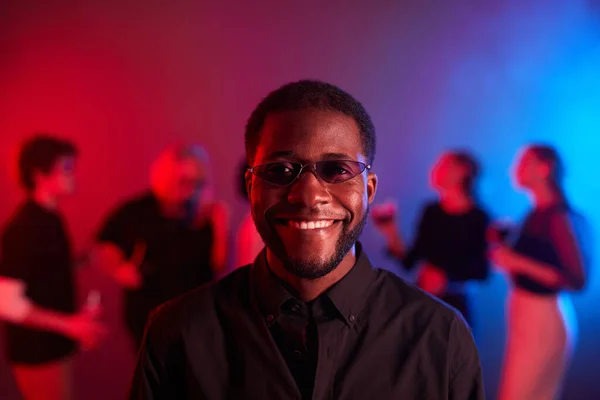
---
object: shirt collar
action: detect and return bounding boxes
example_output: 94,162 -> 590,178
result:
251,242 -> 375,327
252,251 -> 293,326
325,242 -> 375,326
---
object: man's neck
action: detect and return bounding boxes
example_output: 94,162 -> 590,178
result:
439,190 -> 473,214
32,189 -> 58,211
156,196 -> 187,219
266,246 -> 357,302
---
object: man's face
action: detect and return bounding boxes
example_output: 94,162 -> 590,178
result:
171,157 -> 207,203
247,109 -> 377,279
36,155 -> 77,197
431,153 -> 459,191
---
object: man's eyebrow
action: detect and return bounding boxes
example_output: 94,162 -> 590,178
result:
264,151 -> 298,160
261,151 -> 360,162
321,152 -> 354,160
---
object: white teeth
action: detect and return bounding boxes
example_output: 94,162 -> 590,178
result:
288,220 -> 335,230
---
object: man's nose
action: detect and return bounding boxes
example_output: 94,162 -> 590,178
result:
287,168 -> 331,207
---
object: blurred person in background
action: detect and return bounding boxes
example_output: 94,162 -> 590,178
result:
235,159 -> 263,267
0,134 -> 105,400
489,144 -> 589,400
93,144 -> 228,350
372,151 -> 490,328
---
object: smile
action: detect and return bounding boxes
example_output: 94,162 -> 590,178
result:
286,220 -> 335,230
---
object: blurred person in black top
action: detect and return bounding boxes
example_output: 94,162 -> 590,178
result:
94,144 -> 229,350
489,145 -> 588,400
129,81 -> 484,399
0,135 -> 105,400
372,151 -> 490,327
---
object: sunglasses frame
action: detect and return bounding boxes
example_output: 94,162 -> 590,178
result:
249,160 -> 372,187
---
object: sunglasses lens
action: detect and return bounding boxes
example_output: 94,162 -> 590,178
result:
252,162 -> 299,186
316,161 -> 367,183
252,160 -> 367,186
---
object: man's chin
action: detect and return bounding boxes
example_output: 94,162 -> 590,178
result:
260,216 -> 365,280
282,255 -> 338,280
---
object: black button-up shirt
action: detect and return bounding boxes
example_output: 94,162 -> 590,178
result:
129,243 -> 484,399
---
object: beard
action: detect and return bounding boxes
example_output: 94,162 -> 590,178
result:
255,207 -> 369,280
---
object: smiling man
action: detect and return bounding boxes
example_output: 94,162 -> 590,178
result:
129,81 -> 484,400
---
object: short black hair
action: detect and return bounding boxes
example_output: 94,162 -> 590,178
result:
245,80 -> 376,165
450,150 -> 480,198
18,134 -> 78,191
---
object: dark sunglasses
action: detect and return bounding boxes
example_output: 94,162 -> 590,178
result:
249,160 -> 371,187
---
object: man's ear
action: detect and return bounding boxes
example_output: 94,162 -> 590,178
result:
245,169 -> 253,201
367,172 -> 378,204
31,169 -> 46,191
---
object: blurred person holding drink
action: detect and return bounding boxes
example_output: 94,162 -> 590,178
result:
372,151 -> 490,327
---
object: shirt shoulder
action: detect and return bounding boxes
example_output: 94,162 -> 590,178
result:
97,192 -> 155,237
422,201 -> 441,215
145,266 -> 253,338
0,203 -> 52,280
114,192 -> 157,216
2,203 -> 42,242
371,269 -> 479,374
415,201 -> 440,227
372,269 -> 460,329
